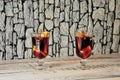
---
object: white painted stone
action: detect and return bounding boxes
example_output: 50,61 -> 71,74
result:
39,0 -> 44,12
93,42 -> 102,54
5,2 -> 13,16
60,48 -> 68,57
60,0 -> 65,11
65,0 -> 70,5
92,8 -> 105,20
73,0 -> 79,11
93,21 -> 103,43
93,0 -> 105,7
0,0 -> 4,11
0,32 -> 5,52
25,49 -> 32,59
13,14 -> 18,24
61,36 -> 68,47
73,11 -> 79,22
18,0 -> 22,11
38,23 -> 44,33
116,0 -> 120,18
65,6 -> 70,21
53,28 -> 60,43
69,42 -> 74,56
111,35 -> 119,52
33,1 -> 38,10
109,0 -> 115,11
39,13 -> 45,22
88,0 -> 92,13
24,0 -> 34,27
54,18 -> 60,27
79,13 -> 88,26
54,8 -> 60,18
25,28 -> 33,48
45,20 -> 53,30
0,12 -> 5,31
70,23 -> 77,40
34,9 -> 38,19
45,5 -> 53,19
48,46 -> 53,56
13,1 -> 17,7
6,17 -> 13,45
13,32 -> 17,45
106,28 -> 112,42
49,0 -> 54,4
49,31 -> 53,45
14,24 -> 25,38
113,20 -> 120,34
17,39 -> 24,58
6,45 -> 13,59
33,20 -> 39,33
19,11 -> 23,18
107,12 -> 114,27
60,22 -> 69,35
60,12 -> 64,22
55,0 -> 59,7
88,16 -> 93,34
80,0 -> 87,13
105,42 -> 112,54
18,18 -> 24,23
14,8 -> 19,14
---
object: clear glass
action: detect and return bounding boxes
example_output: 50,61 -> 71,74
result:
75,30 -> 93,69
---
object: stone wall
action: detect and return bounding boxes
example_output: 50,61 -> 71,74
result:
0,0 -> 120,60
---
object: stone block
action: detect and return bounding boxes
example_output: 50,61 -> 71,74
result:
109,0 -> 115,11
60,22 -> 69,35
111,35 -> 119,52
54,8 -> 60,18
65,6 -> 70,21
5,2 -> 13,16
92,8 -> 105,20
93,0 -> 105,7
107,12 -> 114,27
6,45 -> 13,59
17,39 -> 24,58
25,28 -> 33,48
93,21 -> 104,43
113,20 -> 120,34
25,49 -> 32,59
116,0 -> 120,18
60,36 -> 68,47
14,24 -> 25,38
60,48 -> 68,57
70,23 -> 77,41
39,0 -> 44,12
80,0 -> 87,13
24,0 -> 33,27
45,20 -> 53,30
73,0 -> 79,11
73,11 -> 79,22
0,0 -> 4,11
53,28 -> 60,43
0,12 -> 5,31
45,5 -> 54,19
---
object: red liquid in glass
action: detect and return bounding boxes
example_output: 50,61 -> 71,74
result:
75,36 -> 92,59
32,37 -> 49,59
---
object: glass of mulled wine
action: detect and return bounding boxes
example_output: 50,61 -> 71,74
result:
75,30 -> 93,69
32,31 -> 49,59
